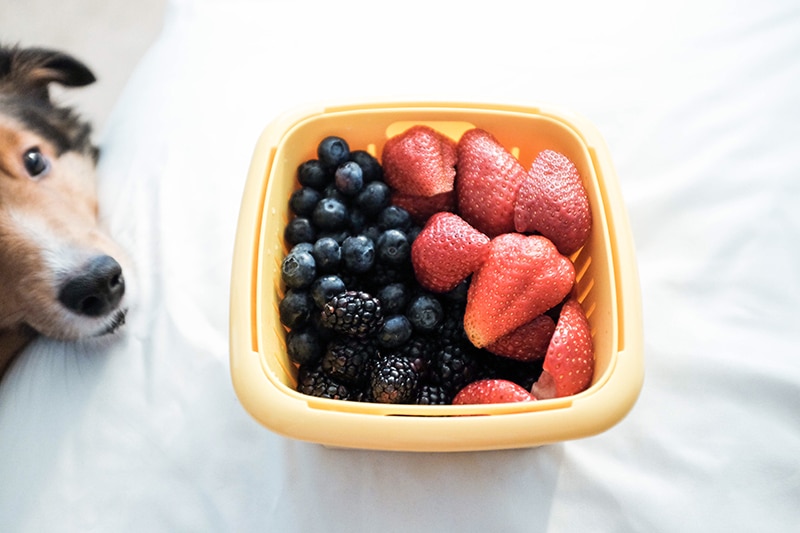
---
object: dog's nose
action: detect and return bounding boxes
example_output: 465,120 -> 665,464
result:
58,255 -> 125,317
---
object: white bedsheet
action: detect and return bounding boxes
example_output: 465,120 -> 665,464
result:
2,0 -> 799,531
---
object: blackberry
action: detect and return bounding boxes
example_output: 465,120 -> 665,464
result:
281,250 -> 316,289
297,159 -> 331,190
284,217 -> 316,246
376,229 -> 410,265
289,187 -> 322,217
312,197 -> 349,231
406,293 -> 443,333
311,237 -> 341,273
297,362 -> 351,400
320,290 -> 383,337
395,334 -> 438,382
321,336 -> 378,385
317,136 -> 350,169
279,289 -> 314,329
348,150 -> 383,182
310,274 -> 347,309
415,383 -> 452,405
369,354 -> 419,404
286,327 -> 323,365
334,161 -> 364,196
432,339 -> 483,395
341,235 -> 375,273
377,314 -> 413,348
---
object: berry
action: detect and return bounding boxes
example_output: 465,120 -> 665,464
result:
286,327 -> 323,365
485,314 -> 555,362
376,229 -> 410,266
452,379 -> 534,405
532,298 -> 594,399
376,314 -> 413,348
321,337 -> 378,385
415,383 -> 451,405
297,159 -> 331,190
390,190 -> 456,226
341,235 -> 376,273
349,149 -> 383,182
411,212 -> 490,293
289,187 -> 322,217
377,205 -> 412,232
284,217 -> 316,246
456,128 -> 528,237
355,180 -> 391,216
311,237 -> 342,273
297,362 -> 352,400
281,250 -> 316,289
317,136 -> 350,168
334,161 -> 364,196
515,149 -> 592,255
406,294 -> 443,333
312,197 -> 349,231
376,282 -> 410,316
464,234 -> 575,348
381,125 -> 457,196
289,242 -> 314,255
320,290 -> 383,337
369,354 -> 420,404
279,289 -> 314,329
432,339 -> 482,395
310,275 -> 347,309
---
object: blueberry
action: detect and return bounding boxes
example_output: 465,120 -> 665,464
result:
286,327 -> 323,365
289,242 -> 314,255
348,150 -> 383,182
312,237 -> 341,273
377,314 -> 413,348
322,184 -> 349,205
355,181 -> 391,217
281,250 -> 316,289
361,224 -> 382,243
334,161 -> 364,196
284,217 -> 316,245
376,229 -> 410,265
297,159 -> 331,190
317,136 -> 350,169
348,208 -> 367,234
312,197 -> 348,231
377,205 -> 412,232
406,294 -> 443,333
444,279 -> 470,306
341,235 -> 375,273
279,289 -> 314,329
376,282 -> 410,316
317,230 -> 351,245
310,275 -> 347,309
289,187 -> 322,217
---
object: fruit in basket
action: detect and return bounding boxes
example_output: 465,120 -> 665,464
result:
515,149 -> 592,255
531,297 -> 594,399
456,128 -> 528,237
452,379 -> 534,405
381,125 -> 457,196
464,233 -> 575,348
411,212 -> 490,293
320,290 -> 384,337
390,190 -> 456,225
485,314 -> 556,362
369,353 -> 420,404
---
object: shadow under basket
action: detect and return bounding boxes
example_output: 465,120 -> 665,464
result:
229,101 -> 644,452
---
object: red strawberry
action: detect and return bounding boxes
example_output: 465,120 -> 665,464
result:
381,125 -> 457,196
411,212 -> 490,293
464,233 -> 575,348
514,149 -> 592,255
391,190 -> 456,226
485,314 -> 556,362
531,297 -> 594,399
455,128 -> 528,237
452,379 -> 534,405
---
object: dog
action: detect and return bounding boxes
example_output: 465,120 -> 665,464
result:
0,45 -> 129,378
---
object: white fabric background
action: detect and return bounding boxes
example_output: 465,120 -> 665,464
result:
2,0 -> 799,531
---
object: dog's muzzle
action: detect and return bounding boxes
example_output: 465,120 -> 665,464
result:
58,255 -> 125,318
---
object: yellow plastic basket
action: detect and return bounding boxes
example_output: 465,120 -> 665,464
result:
229,101 -> 643,452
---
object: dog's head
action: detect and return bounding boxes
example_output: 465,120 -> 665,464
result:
0,46 -> 129,343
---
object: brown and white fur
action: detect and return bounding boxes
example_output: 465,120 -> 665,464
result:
0,46 -> 129,378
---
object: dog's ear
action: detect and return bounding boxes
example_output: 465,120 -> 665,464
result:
0,46 -> 96,101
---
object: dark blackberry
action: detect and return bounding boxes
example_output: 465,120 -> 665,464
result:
341,235 -> 375,273
297,362 -> 351,400
369,354 -> 419,404
355,181 -> 391,216
321,336 -> 378,385
297,159 -> 331,190
320,290 -> 383,337
377,205 -> 412,232
279,289 -> 314,329
281,250 -> 316,289
376,314 -> 413,348
348,150 -> 383,182
376,229 -> 410,266
432,339 -> 483,395
312,197 -> 349,231
284,217 -> 316,246
311,237 -> 341,273
317,136 -> 350,169
289,187 -> 322,217
310,275 -> 347,309
285,327 -> 323,365
414,383 -> 452,405
406,293 -> 444,333
334,161 -> 364,196
395,334 -> 438,382
376,282 -> 411,316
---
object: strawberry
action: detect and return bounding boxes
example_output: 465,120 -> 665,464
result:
485,314 -> 556,362
455,128 -> 528,237
411,212 -> 490,293
531,297 -> 594,399
464,233 -> 575,348
381,125 -> 457,197
452,379 -> 534,405
391,190 -> 456,226
514,149 -> 592,255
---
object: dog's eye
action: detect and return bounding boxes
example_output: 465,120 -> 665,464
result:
23,148 -> 51,178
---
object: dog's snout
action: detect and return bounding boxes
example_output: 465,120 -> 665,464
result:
58,255 -> 125,317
